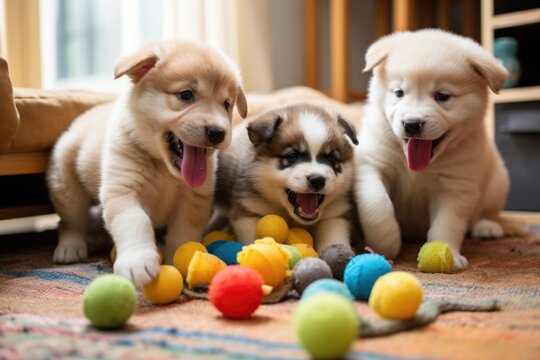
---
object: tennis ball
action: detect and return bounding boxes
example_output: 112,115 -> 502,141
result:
287,228 -> 313,247
294,293 -> 359,359
256,214 -> 289,244
111,246 -> 163,264
301,279 -> 354,302
203,230 -> 234,247
142,265 -> 183,305
83,274 -> 137,329
344,253 -> 392,301
173,242 -> 207,279
292,243 -> 319,258
369,271 -> 423,320
417,241 -> 454,273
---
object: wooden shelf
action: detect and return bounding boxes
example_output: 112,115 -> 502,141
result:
492,8 -> 540,29
0,153 -> 49,176
503,211 -> 540,226
494,86 -> 540,103
0,204 -> 54,220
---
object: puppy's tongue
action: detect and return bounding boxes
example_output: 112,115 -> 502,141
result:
181,144 -> 207,188
407,139 -> 432,171
296,193 -> 319,218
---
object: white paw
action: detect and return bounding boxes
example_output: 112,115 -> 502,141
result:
53,234 -> 88,264
367,238 -> 401,259
471,219 -> 504,239
453,253 -> 469,270
114,247 -> 161,287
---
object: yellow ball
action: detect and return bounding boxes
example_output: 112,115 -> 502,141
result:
292,243 -> 319,258
417,241 -> 454,273
287,228 -> 314,247
142,265 -> 183,305
369,271 -> 423,320
256,214 -> 289,244
111,246 -> 163,264
202,230 -> 234,247
186,251 -> 227,289
173,242 -> 207,279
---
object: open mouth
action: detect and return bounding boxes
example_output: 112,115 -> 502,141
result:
286,189 -> 326,222
166,131 -> 208,188
403,132 -> 448,171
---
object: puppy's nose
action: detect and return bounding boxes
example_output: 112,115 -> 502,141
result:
206,127 -> 226,145
307,175 -> 326,192
402,120 -> 424,136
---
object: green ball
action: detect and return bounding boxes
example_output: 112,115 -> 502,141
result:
281,244 -> 302,269
83,274 -> 137,329
417,240 -> 454,273
294,293 -> 359,359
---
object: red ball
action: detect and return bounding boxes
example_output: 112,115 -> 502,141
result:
208,265 -> 264,319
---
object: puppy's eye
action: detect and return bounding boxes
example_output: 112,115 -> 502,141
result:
224,101 -> 231,112
177,90 -> 194,101
434,92 -> 450,102
394,89 -> 404,98
285,151 -> 299,164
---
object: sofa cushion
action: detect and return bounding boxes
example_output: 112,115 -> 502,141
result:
0,57 -> 19,152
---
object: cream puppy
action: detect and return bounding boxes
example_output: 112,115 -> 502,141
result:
47,40 -> 247,286
212,104 -> 358,252
354,29 -> 527,269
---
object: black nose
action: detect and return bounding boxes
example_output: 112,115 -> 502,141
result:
206,127 -> 225,145
402,120 -> 424,136
307,175 -> 326,191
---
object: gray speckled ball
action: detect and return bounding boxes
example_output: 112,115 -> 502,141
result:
292,258 -> 333,295
320,244 -> 355,281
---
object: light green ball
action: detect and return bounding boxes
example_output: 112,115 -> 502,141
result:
281,244 -> 302,269
83,274 -> 137,329
294,293 -> 359,359
417,240 -> 454,273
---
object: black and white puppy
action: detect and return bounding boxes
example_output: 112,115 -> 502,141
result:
211,103 -> 358,252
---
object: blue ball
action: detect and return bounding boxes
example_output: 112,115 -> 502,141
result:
208,241 -> 243,265
343,253 -> 392,301
301,279 -> 354,302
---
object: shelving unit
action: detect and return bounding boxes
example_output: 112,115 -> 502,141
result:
481,0 -> 540,224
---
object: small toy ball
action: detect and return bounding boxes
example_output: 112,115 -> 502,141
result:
293,258 -> 333,295
203,230 -> 234,247
142,265 -> 183,305
83,274 -> 137,329
237,237 -> 290,288
320,244 -> 355,281
294,293 -> 359,359
281,244 -> 302,269
344,253 -> 392,301
209,266 -> 264,319
301,278 -> 354,302
207,241 -> 243,265
111,245 -> 163,264
186,251 -> 227,289
369,271 -> 423,320
292,243 -> 319,258
287,228 -> 314,247
256,214 -> 289,244
417,241 -> 454,273
173,242 -> 207,279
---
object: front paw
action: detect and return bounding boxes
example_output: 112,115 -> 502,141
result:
53,236 -> 88,263
471,219 -> 504,239
366,236 -> 401,259
114,247 -> 161,287
451,249 -> 469,270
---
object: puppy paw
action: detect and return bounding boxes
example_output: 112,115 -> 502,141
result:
453,252 -> 469,270
114,247 -> 161,287
471,219 -> 504,239
367,238 -> 401,259
53,235 -> 88,263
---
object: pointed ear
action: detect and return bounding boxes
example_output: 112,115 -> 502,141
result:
247,114 -> 283,146
236,87 -> 248,118
114,47 -> 159,83
337,115 -> 359,146
363,34 -> 396,72
469,51 -> 509,94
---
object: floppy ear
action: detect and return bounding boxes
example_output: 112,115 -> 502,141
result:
247,114 -> 283,146
236,87 -> 248,118
363,34 -> 396,72
469,51 -> 509,94
114,46 -> 159,83
337,115 -> 359,146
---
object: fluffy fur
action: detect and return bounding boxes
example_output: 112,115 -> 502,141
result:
211,103 -> 358,252
354,29 -> 528,269
47,40 -> 247,286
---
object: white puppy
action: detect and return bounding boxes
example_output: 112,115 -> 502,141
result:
47,40 -> 247,286
354,29 -> 528,269
212,104 -> 359,252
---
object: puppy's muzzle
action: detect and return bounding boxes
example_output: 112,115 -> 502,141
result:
206,126 -> 226,145
307,175 -> 326,192
402,120 -> 424,136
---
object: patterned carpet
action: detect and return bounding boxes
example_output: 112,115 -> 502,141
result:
1,229 -> 540,360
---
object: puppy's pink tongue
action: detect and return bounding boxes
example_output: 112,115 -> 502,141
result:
407,139 -> 432,171
296,193 -> 319,217
181,144 -> 207,188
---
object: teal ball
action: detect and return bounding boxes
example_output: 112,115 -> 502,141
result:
206,240 -> 228,253
208,241 -> 243,265
83,274 -> 137,329
301,279 -> 354,302
344,253 -> 392,301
